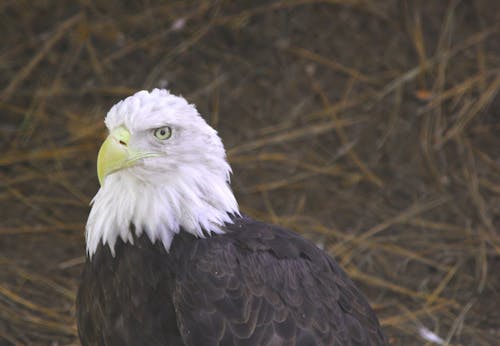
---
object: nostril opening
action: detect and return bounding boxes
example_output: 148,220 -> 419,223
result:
119,140 -> 126,146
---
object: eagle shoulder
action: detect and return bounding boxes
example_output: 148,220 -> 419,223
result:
77,234 -> 184,346
173,216 -> 386,346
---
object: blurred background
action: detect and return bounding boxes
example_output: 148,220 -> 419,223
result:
1,1 -> 499,345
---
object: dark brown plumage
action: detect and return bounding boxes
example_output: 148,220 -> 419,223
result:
77,215 -> 386,345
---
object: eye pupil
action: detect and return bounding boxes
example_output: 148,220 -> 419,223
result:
154,126 -> 171,140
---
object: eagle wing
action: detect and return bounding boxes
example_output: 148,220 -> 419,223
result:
173,217 -> 386,346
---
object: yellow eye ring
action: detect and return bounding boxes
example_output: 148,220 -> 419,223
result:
153,126 -> 172,140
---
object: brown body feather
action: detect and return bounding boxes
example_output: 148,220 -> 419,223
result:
77,215 -> 386,345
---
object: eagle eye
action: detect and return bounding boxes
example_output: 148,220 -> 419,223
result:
153,126 -> 172,140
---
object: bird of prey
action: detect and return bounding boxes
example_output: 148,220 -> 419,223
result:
76,89 -> 386,346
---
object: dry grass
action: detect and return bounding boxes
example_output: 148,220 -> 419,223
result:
1,1 -> 499,345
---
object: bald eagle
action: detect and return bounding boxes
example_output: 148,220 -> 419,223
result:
76,89 -> 386,346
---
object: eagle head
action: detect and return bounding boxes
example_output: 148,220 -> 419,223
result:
85,89 -> 239,257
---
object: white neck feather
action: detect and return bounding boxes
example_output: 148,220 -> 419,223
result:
85,165 -> 239,257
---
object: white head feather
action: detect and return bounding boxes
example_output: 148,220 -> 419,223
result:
86,89 -> 239,257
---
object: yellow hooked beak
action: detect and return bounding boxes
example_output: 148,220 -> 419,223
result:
97,126 -> 132,185
97,126 -> 160,185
